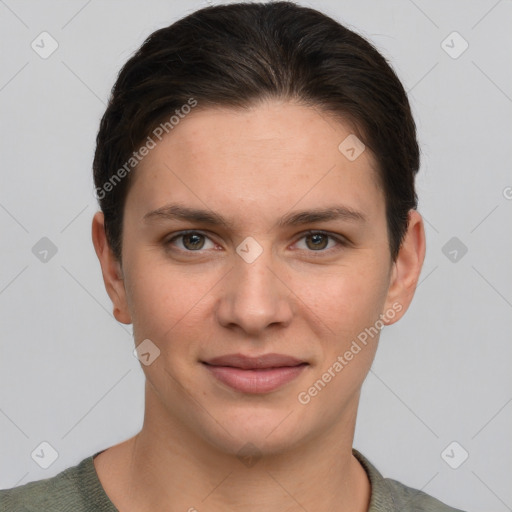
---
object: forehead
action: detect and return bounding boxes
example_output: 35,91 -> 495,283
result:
126,100 -> 384,226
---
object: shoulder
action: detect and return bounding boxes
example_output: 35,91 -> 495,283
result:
0,453 -> 116,512
353,449 -> 467,512
383,477 -> 466,512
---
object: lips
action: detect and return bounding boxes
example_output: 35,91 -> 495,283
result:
202,353 -> 308,393
203,353 -> 305,370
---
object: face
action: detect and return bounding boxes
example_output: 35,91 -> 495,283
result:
93,99 -> 424,457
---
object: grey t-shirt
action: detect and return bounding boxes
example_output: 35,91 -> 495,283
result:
0,449 -> 466,511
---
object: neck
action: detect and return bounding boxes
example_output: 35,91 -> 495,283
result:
96,386 -> 371,512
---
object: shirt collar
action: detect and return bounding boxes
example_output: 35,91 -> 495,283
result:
88,449 -> 395,511
353,448 -> 396,511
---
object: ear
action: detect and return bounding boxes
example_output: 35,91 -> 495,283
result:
91,211 -> 132,324
382,210 -> 426,325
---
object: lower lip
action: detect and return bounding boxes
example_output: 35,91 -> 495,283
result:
203,363 -> 308,393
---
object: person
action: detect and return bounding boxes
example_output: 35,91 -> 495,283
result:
0,2 -> 467,511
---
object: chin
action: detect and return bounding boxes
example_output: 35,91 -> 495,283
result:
194,404 -> 308,459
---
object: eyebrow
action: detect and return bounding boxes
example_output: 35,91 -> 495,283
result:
142,203 -> 366,229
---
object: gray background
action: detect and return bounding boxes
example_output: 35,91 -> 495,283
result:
1,1 -> 511,510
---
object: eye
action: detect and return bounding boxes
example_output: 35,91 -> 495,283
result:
164,230 -> 347,256
165,231 -> 217,252
293,231 -> 345,253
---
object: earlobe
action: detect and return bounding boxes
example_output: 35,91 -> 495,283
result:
383,210 -> 426,325
91,211 -> 132,325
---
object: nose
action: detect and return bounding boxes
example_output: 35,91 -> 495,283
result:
215,242 -> 294,336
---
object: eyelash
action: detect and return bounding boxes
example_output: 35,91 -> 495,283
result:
164,230 -> 348,257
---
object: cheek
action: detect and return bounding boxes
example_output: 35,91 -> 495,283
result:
124,258 -> 219,347
297,261 -> 390,341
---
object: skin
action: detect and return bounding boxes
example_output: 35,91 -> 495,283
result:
91,99 -> 425,512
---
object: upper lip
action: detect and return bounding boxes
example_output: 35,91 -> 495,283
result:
203,353 -> 306,370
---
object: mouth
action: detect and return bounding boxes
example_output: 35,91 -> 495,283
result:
201,353 -> 309,393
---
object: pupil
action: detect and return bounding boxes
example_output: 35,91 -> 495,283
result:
184,233 -> 204,250
308,233 -> 327,250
